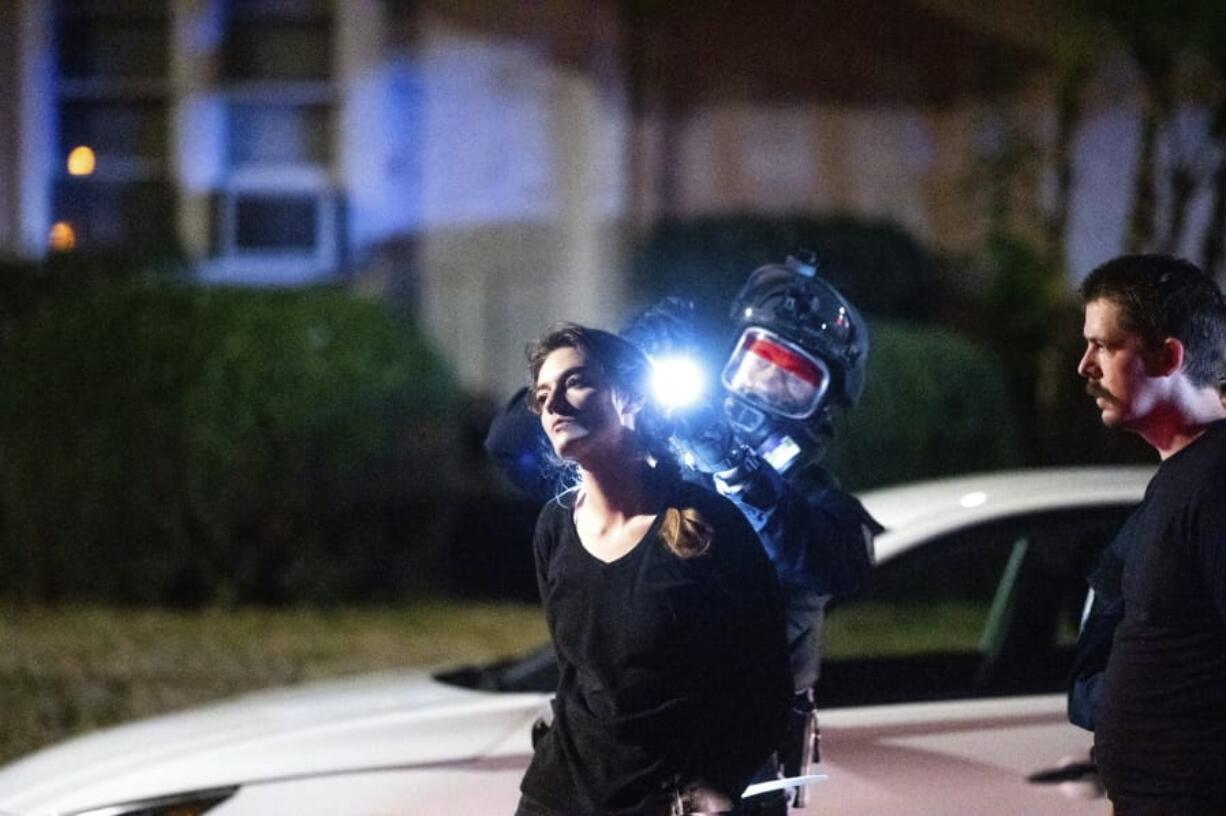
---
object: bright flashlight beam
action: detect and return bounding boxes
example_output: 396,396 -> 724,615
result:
651,355 -> 706,410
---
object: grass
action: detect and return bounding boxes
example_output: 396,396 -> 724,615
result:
0,601 -> 548,767
0,599 -> 988,768
824,599 -> 989,659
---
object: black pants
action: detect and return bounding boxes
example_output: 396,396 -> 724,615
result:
1111,798 -> 1226,816
513,793 -> 785,816
513,794 -> 676,816
513,793 -> 561,816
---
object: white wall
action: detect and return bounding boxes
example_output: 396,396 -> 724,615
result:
413,16 -> 631,397
11,0 -> 53,258
0,2 -> 18,254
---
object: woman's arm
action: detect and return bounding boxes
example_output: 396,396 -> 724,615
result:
689,498 -> 792,801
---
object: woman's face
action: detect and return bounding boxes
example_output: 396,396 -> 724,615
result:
534,345 -> 635,464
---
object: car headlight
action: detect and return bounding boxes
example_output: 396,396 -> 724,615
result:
66,787 -> 238,816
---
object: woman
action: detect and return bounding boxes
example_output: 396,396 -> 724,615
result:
517,323 -> 791,816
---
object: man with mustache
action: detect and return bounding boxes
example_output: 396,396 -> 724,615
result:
1071,254 -> 1226,814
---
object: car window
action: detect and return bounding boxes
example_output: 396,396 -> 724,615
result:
818,505 -> 1134,709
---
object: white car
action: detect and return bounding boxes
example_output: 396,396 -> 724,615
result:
0,467 -> 1152,816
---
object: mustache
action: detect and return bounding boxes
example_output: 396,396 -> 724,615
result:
1086,383 -> 1114,402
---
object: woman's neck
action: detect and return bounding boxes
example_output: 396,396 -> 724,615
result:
576,458 -> 658,522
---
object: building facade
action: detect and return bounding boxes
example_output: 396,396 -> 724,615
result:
5,0 -> 1214,398
2,0 -> 630,398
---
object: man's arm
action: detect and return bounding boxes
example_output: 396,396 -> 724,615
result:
1068,519 -> 1130,731
1068,590 -> 1120,731
1192,467 -> 1226,627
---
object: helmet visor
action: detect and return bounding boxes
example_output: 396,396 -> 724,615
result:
721,327 -> 830,419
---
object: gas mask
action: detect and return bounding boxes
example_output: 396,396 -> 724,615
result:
719,254 -> 868,473
640,255 -> 867,477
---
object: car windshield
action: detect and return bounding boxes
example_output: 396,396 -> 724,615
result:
436,504 -> 1135,707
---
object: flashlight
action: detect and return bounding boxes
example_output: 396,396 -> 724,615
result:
649,353 -> 707,411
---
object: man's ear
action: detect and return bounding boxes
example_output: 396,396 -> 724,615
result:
1149,337 -> 1185,377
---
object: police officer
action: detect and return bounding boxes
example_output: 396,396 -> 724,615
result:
679,255 -> 880,810
485,256 -> 880,812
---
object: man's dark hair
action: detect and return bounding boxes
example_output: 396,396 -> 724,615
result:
1080,254 -> 1226,389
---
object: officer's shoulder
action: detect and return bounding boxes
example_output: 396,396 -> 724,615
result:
670,479 -> 758,551
673,478 -> 732,515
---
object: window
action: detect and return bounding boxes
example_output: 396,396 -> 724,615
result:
52,179 -> 175,249
53,1 -> 172,252
59,101 -> 169,163
817,505 -> 1134,708
57,16 -> 169,81
224,23 -> 332,82
227,104 -> 332,168
213,189 -> 338,273
222,2 -> 333,84
234,194 -> 319,251
211,0 -> 339,278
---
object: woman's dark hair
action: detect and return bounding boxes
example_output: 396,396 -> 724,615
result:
527,322 -> 710,558
1081,254 -> 1226,389
528,323 -> 652,410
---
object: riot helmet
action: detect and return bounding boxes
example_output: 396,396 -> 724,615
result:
719,253 -> 869,472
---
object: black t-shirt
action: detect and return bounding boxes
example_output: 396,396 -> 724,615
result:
521,478 -> 791,815
1095,420 -> 1226,810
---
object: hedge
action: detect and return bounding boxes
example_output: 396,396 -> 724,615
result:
0,273 -> 457,604
444,318 -> 1023,600
626,216 -> 1025,488
826,320 -> 1022,490
0,249 -> 1025,603
629,213 -> 942,331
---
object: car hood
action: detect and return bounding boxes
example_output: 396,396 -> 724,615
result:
0,671 -> 548,816
859,466 -> 1151,562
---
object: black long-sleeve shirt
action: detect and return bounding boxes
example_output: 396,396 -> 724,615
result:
1068,511 -> 1133,732
1093,419 -> 1226,811
521,477 -> 791,814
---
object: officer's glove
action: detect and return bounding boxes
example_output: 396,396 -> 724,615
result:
674,403 -> 739,474
713,448 -> 783,511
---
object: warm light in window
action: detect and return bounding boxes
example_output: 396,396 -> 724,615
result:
49,221 -> 77,252
67,146 -> 96,176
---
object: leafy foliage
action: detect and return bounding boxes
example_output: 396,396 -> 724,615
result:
0,274 -> 457,604
628,216 -> 1020,487
827,320 -> 1021,490
629,214 -> 942,334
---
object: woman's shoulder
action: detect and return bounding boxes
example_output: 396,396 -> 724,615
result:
534,489 -> 578,543
539,486 -> 579,514
670,477 -> 738,517
668,478 -> 757,548
666,477 -> 780,592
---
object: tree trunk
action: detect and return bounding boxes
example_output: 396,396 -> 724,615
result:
1202,157 -> 1226,279
1162,166 -> 1197,254
1047,63 -> 1087,268
1201,96 -> 1226,280
1126,80 -> 1164,254
1125,41 -> 1177,254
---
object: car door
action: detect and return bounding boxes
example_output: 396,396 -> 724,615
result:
807,505 -> 1132,814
